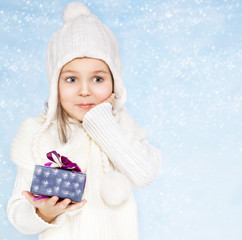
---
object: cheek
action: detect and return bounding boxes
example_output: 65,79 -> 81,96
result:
95,85 -> 113,101
58,84 -> 75,106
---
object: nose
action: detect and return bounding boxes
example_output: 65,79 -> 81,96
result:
78,80 -> 91,97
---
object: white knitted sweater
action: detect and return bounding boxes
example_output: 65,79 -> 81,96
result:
7,103 -> 161,240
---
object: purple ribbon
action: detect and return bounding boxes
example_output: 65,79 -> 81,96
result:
45,150 -> 82,173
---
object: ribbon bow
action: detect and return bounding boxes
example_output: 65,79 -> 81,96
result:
44,150 -> 82,173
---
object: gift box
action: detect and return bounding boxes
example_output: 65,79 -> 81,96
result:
30,151 -> 86,202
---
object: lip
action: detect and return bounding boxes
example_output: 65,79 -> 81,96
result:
76,104 -> 94,109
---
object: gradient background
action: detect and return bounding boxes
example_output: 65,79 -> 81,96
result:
0,0 -> 241,239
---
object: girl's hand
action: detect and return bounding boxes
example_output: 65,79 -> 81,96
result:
104,93 -> 115,107
22,191 -> 87,223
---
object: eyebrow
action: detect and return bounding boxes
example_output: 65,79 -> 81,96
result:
60,70 -> 109,75
60,70 -> 79,75
92,70 -> 109,75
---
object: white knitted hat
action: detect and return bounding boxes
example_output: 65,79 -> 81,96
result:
46,1 -> 127,122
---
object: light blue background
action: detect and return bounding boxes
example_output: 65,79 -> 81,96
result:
0,0 -> 241,239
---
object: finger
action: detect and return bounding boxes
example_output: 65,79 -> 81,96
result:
57,198 -> 72,210
22,191 -> 36,203
109,93 -> 115,98
47,196 -> 59,207
110,93 -> 115,101
66,199 -> 87,211
106,93 -> 115,105
106,93 -> 115,101
111,93 -> 116,103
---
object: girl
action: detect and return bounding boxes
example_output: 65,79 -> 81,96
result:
7,2 -> 161,239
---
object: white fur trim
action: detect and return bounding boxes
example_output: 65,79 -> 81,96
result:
100,171 -> 132,206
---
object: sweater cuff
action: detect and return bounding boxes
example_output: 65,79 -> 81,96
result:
7,195 -> 66,234
83,102 -> 125,150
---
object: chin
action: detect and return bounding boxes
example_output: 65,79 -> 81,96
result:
71,111 -> 88,123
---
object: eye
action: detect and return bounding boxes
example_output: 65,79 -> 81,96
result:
93,77 -> 103,83
66,77 -> 77,83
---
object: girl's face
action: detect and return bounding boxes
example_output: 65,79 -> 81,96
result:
58,57 -> 113,122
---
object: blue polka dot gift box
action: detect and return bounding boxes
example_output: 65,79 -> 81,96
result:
30,151 -> 86,202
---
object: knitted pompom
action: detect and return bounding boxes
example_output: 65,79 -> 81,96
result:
63,2 -> 91,23
100,171 -> 132,206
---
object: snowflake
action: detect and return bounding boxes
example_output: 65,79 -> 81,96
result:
53,169 -> 59,175
78,175 -> 85,182
42,180 -> 49,187
65,181 -> 70,187
54,186 -> 60,193
46,188 -> 52,194
56,178 -> 62,184
33,185 -> 39,191
70,172 -> 76,179
36,168 -> 42,175
73,183 -> 79,188
62,172 -> 68,179
76,189 -> 82,195
62,190 -> 69,195
44,171 -> 50,177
